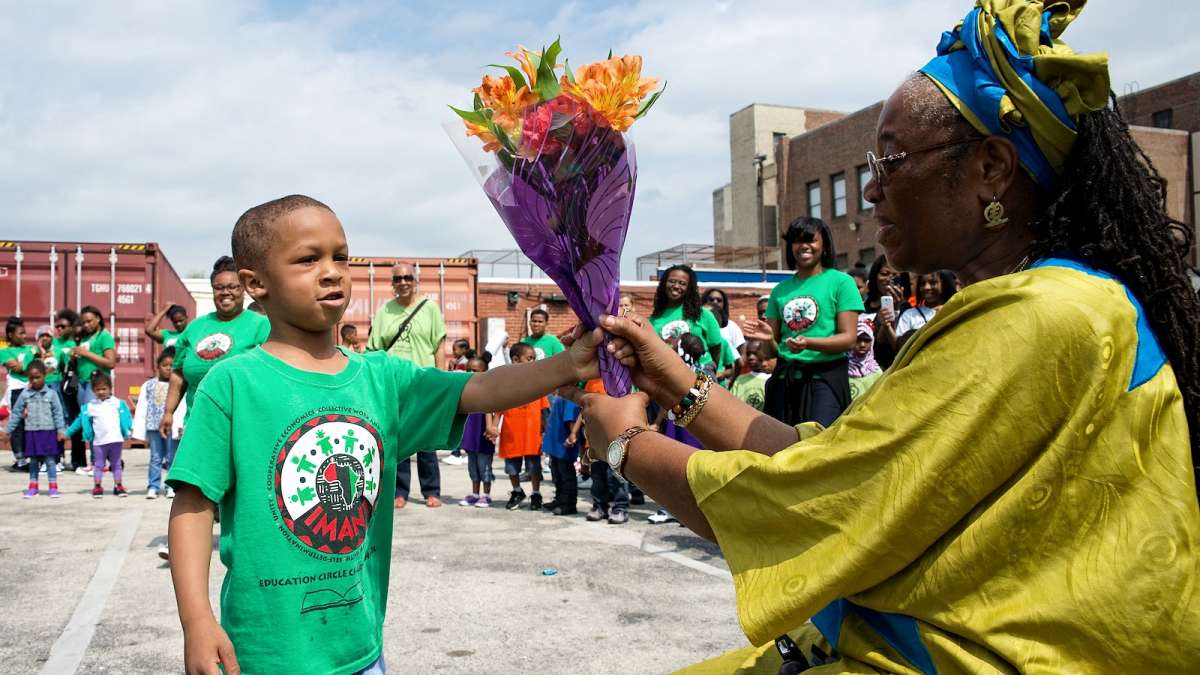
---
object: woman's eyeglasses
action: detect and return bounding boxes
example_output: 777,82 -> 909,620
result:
392,275 -> 416,283
865,136 -> 984,186
211,284 -> 242,293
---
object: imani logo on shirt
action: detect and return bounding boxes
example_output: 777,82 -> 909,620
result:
274,413 -> 383,557
660,320 -> 691,340
195,333 -> 233,361
783,296 -> 819,332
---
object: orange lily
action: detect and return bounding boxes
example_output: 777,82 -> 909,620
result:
473,74 -> 538,133
560,55 -> 658,132
507,46 -> 542,89
463,120 -> 502,153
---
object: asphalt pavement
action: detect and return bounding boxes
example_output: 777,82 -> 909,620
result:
0,448 -> 746,674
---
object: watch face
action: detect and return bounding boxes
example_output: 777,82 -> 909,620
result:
606,439 -> 624,467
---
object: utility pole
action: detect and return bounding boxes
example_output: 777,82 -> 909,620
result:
754,154 -> 768,282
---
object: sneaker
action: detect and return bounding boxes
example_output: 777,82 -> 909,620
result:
114,484 -> 128,498
55,462 -> 64,472
505,490 -> 527,510
17,458 -> 29,468
541,498 -> 562,512
529,493 -> 543,511
22,487 -> 37,499
146,488 -> 159,500
551,504 -> 578,516
607,511 -> 629,525
393,496 -> 407,509
585,507 -> 608,522
92,485 -> 104,498
442,454 -> 467,465
48,487 -> 61,499
648,509 -> 677,524
76,466 -> 91,476
425,496 -> 443,508
459,494 -> 480,507
157,545 -> 170,561
475,495 -> 492,508
165,487 -> 175,499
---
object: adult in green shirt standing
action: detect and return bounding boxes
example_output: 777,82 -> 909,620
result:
161,256 -> 270,435
50,310 -> 85,471
144,303 -> 191,349
366,261 -> 446,508
3,317 -> 38,469
72,305 -> 118,407
756,217 -> 863,427
521,308 -> 564,360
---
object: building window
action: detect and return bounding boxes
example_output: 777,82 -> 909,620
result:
1152,109 -> 1174,129
857,164 -> 872,210
859,247 -> 876,266
832,173 -> 847,217
835,253 -> 849,270
807,180 -> 821,218
773,131 -> 787,148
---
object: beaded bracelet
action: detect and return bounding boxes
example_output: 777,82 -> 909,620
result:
668,373 -> 714,428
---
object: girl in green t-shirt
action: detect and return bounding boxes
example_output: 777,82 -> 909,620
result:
3,317 -> 38,467
759,217 -> 862,427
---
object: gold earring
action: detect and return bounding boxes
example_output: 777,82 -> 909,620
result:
983,195 -> 1008,231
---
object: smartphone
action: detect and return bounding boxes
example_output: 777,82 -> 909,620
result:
880,295 -> 894,314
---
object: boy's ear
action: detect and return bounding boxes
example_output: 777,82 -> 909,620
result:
240,268 -> 268,301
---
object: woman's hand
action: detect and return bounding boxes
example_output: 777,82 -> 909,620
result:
785,336 -> 808,353
160,412 -> 174,439
597,314 -> 695,407
563,325 -> 604,382
570,391 -> 651,455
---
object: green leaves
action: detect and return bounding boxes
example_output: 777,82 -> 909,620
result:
449,105 -> 487,125
535,37 -> 563,101
635,81 -> 667,120
486,64 -> 528,92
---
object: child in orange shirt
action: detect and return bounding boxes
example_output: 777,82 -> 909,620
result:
497,343 -> 548,510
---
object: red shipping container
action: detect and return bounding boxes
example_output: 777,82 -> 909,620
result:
0,240 -> 194,399
338,256 -> 479,363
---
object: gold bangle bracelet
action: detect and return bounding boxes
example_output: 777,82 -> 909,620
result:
677,375 -> 713,427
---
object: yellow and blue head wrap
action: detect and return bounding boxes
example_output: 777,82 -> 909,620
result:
919,0 -> 1110,189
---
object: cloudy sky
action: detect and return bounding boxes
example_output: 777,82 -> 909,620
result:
2,0 -> 1196,278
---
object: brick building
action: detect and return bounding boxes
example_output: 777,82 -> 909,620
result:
476,278 -> 772,355
772,72 -> 1200,268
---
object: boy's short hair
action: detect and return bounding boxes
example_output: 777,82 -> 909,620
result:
166,304 -> 188,319
24,360 -> 46,375
232,194 -> 334,272
465,356 -> 488,371
679,333 -> 705,361
509,342 -> 535,361
529,308 -> 550,321
339,324 -> 358,339
746,338 -> 777,361
90,371 -> 113,388
158,348 -> 176,364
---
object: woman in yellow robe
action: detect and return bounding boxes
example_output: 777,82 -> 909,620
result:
566,1 -> 1200,672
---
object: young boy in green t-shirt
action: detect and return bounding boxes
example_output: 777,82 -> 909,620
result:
167,195 -> 603,675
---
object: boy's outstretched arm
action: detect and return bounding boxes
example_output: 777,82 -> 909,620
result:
168,484 -> 241,675
459,327 -> 602,414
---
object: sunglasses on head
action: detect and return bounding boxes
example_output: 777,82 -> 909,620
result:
392,275 -> 416,283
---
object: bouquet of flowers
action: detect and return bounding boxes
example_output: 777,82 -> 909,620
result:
447,38 -> 664,397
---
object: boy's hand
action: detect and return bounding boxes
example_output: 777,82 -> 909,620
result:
184,617 -> 240,675
565,432 -> 577,447
562,326 -> 604,381
57,431 -> 67,442
160,412 -> 173,439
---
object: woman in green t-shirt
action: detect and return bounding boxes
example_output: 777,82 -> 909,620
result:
758,217 -> 863,427
72,305 -> 118,408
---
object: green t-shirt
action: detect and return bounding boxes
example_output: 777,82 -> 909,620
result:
365,298 -> 446,368
521,333 -> 564,360
1,344 -> 37,384
167,348 -> 469,674
161,329 -> 183,349
649,305 -> 726,366
766,269 -> 865,364
76,330 -> 116,383
174,311 -> 271,411
41,338 -> 76,384
731,372 -> 769,410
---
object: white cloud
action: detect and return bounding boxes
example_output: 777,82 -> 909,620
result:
0,0 -> 1195,279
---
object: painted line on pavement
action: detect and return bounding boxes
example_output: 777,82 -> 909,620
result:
545,516 -> 732,579
40,508 -> 143,675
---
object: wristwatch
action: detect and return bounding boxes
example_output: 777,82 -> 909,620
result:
606,426 -> 650,480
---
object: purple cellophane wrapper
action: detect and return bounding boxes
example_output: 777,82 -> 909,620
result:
481,132 -> 634,397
